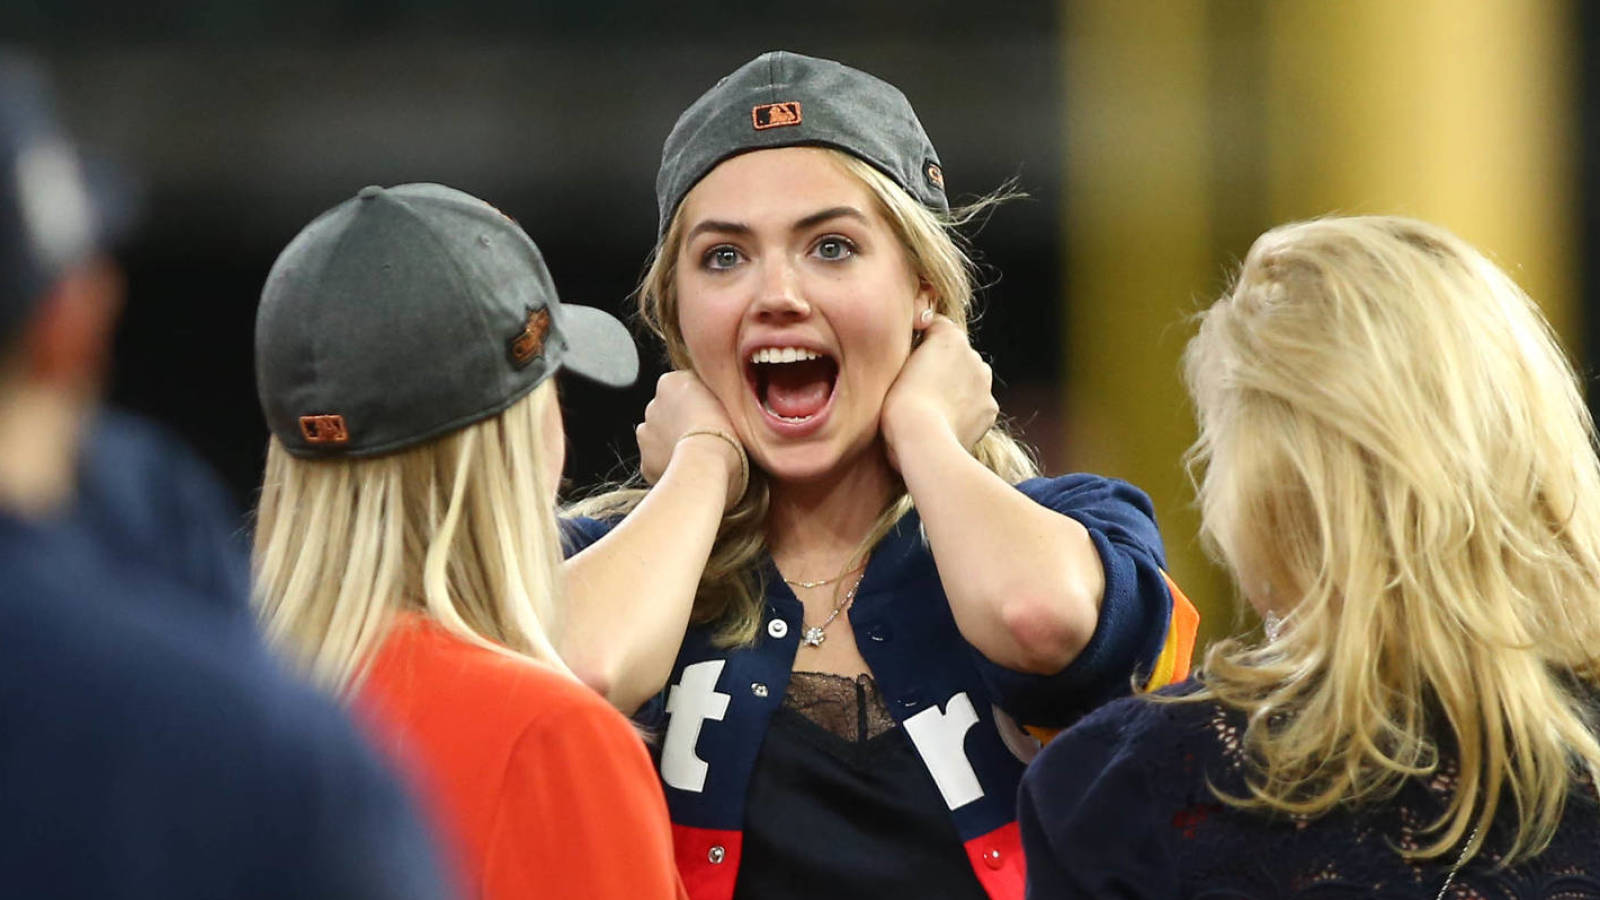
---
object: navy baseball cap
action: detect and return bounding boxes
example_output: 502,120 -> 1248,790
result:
655,50 -> 949,234
0,52 -> 102,347
256,183 -> 639,459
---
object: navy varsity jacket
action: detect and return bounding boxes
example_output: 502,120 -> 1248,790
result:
564,474 -> 1192,900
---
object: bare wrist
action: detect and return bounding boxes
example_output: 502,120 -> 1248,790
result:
885,410 -> 958,457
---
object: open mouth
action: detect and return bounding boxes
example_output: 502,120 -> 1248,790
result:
746,346 -> 840,425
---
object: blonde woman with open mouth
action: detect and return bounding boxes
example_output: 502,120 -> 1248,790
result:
563,52 -> 1198,900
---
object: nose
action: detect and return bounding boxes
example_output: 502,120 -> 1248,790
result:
749,258 -> 810,323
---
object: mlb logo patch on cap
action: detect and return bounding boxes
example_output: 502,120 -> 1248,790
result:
752,101 -> 802,130
508,306 -> 552,369
299,414 -> 349,445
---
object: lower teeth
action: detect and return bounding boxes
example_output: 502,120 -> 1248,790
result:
764,402 -> 813,424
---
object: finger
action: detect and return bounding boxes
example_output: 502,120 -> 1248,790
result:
924,314 -> 962,337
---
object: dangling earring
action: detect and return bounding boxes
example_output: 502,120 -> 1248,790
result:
1263,611 -> 1284,642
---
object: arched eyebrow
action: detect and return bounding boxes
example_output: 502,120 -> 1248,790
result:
685,219 -> 752,243
683,206 -> 869,245
793,206 -> 867,232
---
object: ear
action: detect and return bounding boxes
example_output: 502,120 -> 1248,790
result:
912,277 -> 937,331
24,257 -> 124,389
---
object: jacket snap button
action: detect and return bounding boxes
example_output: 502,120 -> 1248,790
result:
708,845 -> 726,864
983,847 -> 1003,870
751,682 -> 768,698
767,618 -> 788,639
867,623 -> 890,642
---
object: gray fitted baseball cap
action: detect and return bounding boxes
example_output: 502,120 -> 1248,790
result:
656,50 -> 948,233
0,52 -> 108,347
256,183 -> 638,459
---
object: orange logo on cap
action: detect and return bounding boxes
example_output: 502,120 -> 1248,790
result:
925,162 -> 945,190
300,414 -> 349,445
509,307 -> 552,368
752,102 -> 802,130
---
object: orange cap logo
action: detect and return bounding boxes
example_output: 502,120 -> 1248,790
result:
925,161 -> 945,190
509,307 -> 552,368
299,414 -> 349,445
752,102 -> 803,130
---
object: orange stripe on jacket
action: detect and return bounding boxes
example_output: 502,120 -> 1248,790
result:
1144,570 -> 1199,688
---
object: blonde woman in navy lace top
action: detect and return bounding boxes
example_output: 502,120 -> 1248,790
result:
1020,216 -> 1600,898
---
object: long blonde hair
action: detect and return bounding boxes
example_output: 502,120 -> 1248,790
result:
253,382 -> 569,692
1183,215 -> 1600,864
572,149 -> 1037,647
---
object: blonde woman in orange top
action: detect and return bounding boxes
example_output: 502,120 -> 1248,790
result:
251,182 -> 687,900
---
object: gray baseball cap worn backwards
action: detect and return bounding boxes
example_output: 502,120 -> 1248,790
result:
656,50 -> 949,234
256,183 -> 638,459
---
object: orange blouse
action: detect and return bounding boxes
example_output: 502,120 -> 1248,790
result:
359,615 -> 687,900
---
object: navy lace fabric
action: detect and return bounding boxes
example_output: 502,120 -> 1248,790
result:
1019,684 -> 1600,899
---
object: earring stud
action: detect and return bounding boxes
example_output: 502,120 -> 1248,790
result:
1263,611 -> 1284,641
918,308 -> 934,326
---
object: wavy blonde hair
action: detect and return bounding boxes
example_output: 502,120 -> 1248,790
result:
253,383 -> 569,692
572,149 -> 1037,647
1182,215 -> 1600,864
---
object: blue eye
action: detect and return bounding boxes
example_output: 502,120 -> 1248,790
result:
814,237 -> 855,261
704,246 -> 742,270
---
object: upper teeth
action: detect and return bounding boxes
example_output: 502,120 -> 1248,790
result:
749,347 -> 822,364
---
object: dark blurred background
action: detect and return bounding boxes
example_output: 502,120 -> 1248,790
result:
11,0 -> 1593,647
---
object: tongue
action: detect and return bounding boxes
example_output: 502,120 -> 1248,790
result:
764,359 -> 834,419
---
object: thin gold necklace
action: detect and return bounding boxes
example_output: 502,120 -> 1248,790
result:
783,573 -> 845,589
782,560 -> 863,590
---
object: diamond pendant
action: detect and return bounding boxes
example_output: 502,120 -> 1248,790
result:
801,626 -> 826,647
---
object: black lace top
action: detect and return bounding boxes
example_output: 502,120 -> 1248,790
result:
1018,685 -> 1600,899
732,672 -> 990,900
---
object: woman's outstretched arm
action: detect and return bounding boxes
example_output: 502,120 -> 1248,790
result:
884,317 -> 1159,677
561,371 -> 743,715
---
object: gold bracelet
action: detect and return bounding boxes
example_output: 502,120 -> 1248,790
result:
678,428 -> 749,508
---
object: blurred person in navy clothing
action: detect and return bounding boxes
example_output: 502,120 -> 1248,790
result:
0,50 -> 450,899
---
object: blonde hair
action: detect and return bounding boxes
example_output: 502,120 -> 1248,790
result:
572,149 -> 1037,647
1182,215 -> 1600,864
253,382 -> 569,692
